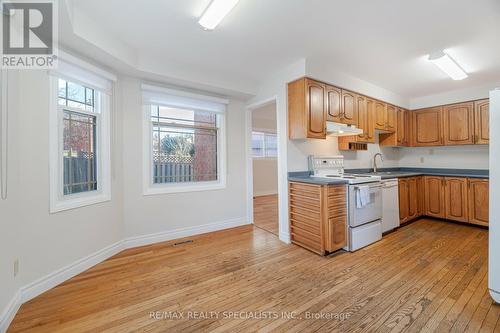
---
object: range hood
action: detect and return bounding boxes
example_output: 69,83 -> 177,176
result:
326,122 -> 363,136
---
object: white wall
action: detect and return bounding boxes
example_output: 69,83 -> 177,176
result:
398,145 -> 489,169
120,77 -> 247,238
0,70 -> 124,319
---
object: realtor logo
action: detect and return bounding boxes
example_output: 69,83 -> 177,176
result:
2,0 -> 58,69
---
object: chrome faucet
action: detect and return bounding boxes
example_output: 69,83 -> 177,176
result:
373,153 -> 384,173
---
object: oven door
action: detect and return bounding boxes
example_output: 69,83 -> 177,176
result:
348,183 -> 382,227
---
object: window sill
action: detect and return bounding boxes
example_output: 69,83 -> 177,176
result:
143,181 -> 226,196
50,192 -> 111,213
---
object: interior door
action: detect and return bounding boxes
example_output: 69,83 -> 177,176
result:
444,177 -> 468,222
424,176 -> 445,218
443,102 -> 474,145
341,90 -> 358,125
306,79 -> 326,139
468,178 -> 489,226
412,107 -> 443,146
474,99 -> 489,144
326,85 -> 342,123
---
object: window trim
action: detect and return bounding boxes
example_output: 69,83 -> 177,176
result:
49,76 -> 111,213
142,105 -> 227,195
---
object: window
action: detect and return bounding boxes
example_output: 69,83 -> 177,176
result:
151,106 -> 219,184
142,84 -> 227,195
252,131 -> 277,158
49,60 -> 114,213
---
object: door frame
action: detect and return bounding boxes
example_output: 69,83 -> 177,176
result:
246,96 -> 288,240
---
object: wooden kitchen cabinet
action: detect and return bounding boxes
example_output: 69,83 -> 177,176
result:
474,99 -> 489,144
424,176 -> 446,218
289,182 -> 347,255
411,107 -> 443,147
398,178 -> 410,224
386,104 -> 396,132
398,176 -> 420,224
379,108 -> 410,147
374,101 -> 387,130
341,90 -> 358,125
288,78 -> 327,139
338,95 -> 375,146
468,178 -> 489,226
417,176 -> 425,216
443,102 -> 475,145
444,177 -> 469,223
325,84 -> 342,123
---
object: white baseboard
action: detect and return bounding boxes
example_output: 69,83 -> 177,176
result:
279,232 -> 291,244
253,191 -> 278,197
0,216 -> 250,332
20,241 -> 125,303
0,291 -> 21,333
123,217 -> 249,249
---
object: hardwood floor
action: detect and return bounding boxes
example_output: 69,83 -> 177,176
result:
253,194 -> 279,236
8,219 -> 499,333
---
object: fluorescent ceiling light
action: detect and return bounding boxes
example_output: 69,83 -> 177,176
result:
198,0 -> 240,30
428,51 -> 468,80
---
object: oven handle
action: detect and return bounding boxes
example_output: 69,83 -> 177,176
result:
352,185 -> 382,191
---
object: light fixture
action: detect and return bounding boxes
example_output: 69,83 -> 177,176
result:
428,51 -> 468,80
198,0 -> 240,30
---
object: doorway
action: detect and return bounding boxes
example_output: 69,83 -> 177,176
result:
250,101 -> 279,236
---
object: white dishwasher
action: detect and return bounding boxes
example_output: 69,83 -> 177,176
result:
381,179 -> 400,233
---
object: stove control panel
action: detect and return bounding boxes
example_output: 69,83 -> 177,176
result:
309,156 -> 344,175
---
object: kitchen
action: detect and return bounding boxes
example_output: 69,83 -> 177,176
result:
287,77 -> 490,256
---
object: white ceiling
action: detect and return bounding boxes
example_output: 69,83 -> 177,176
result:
69,0 -> 500,99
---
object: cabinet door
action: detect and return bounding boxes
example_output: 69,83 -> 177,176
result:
326,218 -> 347,252
396,108 -> 406,146
398,179 -> 409,224
474,99 -> 489,145
408,177 -> 418,220
468,179 -> 489,226
365,98 -> 375,143
386,105 -> 396,132
444,177 -> 468,222
341,90 -> 358,125
306,79 -> 326,139
374,101 -> 387,130
424,176 -> 445,218
443,102 -> 474,145
355,95 -> 368,141
326,85 -> 342,123
412,107 -> 443,146
417,176 -> 425,216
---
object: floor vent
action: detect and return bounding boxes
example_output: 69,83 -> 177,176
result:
172,240 -> 194,247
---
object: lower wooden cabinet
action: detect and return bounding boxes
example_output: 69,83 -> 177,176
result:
424,176 -> 446,218
444,177 -> 469,223
289,182 -> 347,255
399,176 -> 489,227
468,179 -> 489,226
399,176 -> 422,225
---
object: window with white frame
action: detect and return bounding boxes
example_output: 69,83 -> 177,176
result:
252,131 -> 277,158
143,85 -> 227,194
49,58 -> 114,212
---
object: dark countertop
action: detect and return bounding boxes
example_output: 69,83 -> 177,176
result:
346,168 -> 489,179
288,168 -> 488,185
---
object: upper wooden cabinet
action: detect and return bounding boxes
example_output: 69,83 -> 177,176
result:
374,101 -> 387,130
444,177 -> 469,223
326,85 -> 342,122
379,107 -> 410,147
468,178 -> 489,226
443,102 -> 474,145
341,90 -> 358,125
288,78 -> 326,139
386,105 -> 396,132
474,99 -> 489,144
411,107 -> 443,146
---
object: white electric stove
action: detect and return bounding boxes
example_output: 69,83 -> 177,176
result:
309,156 -> 383,252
